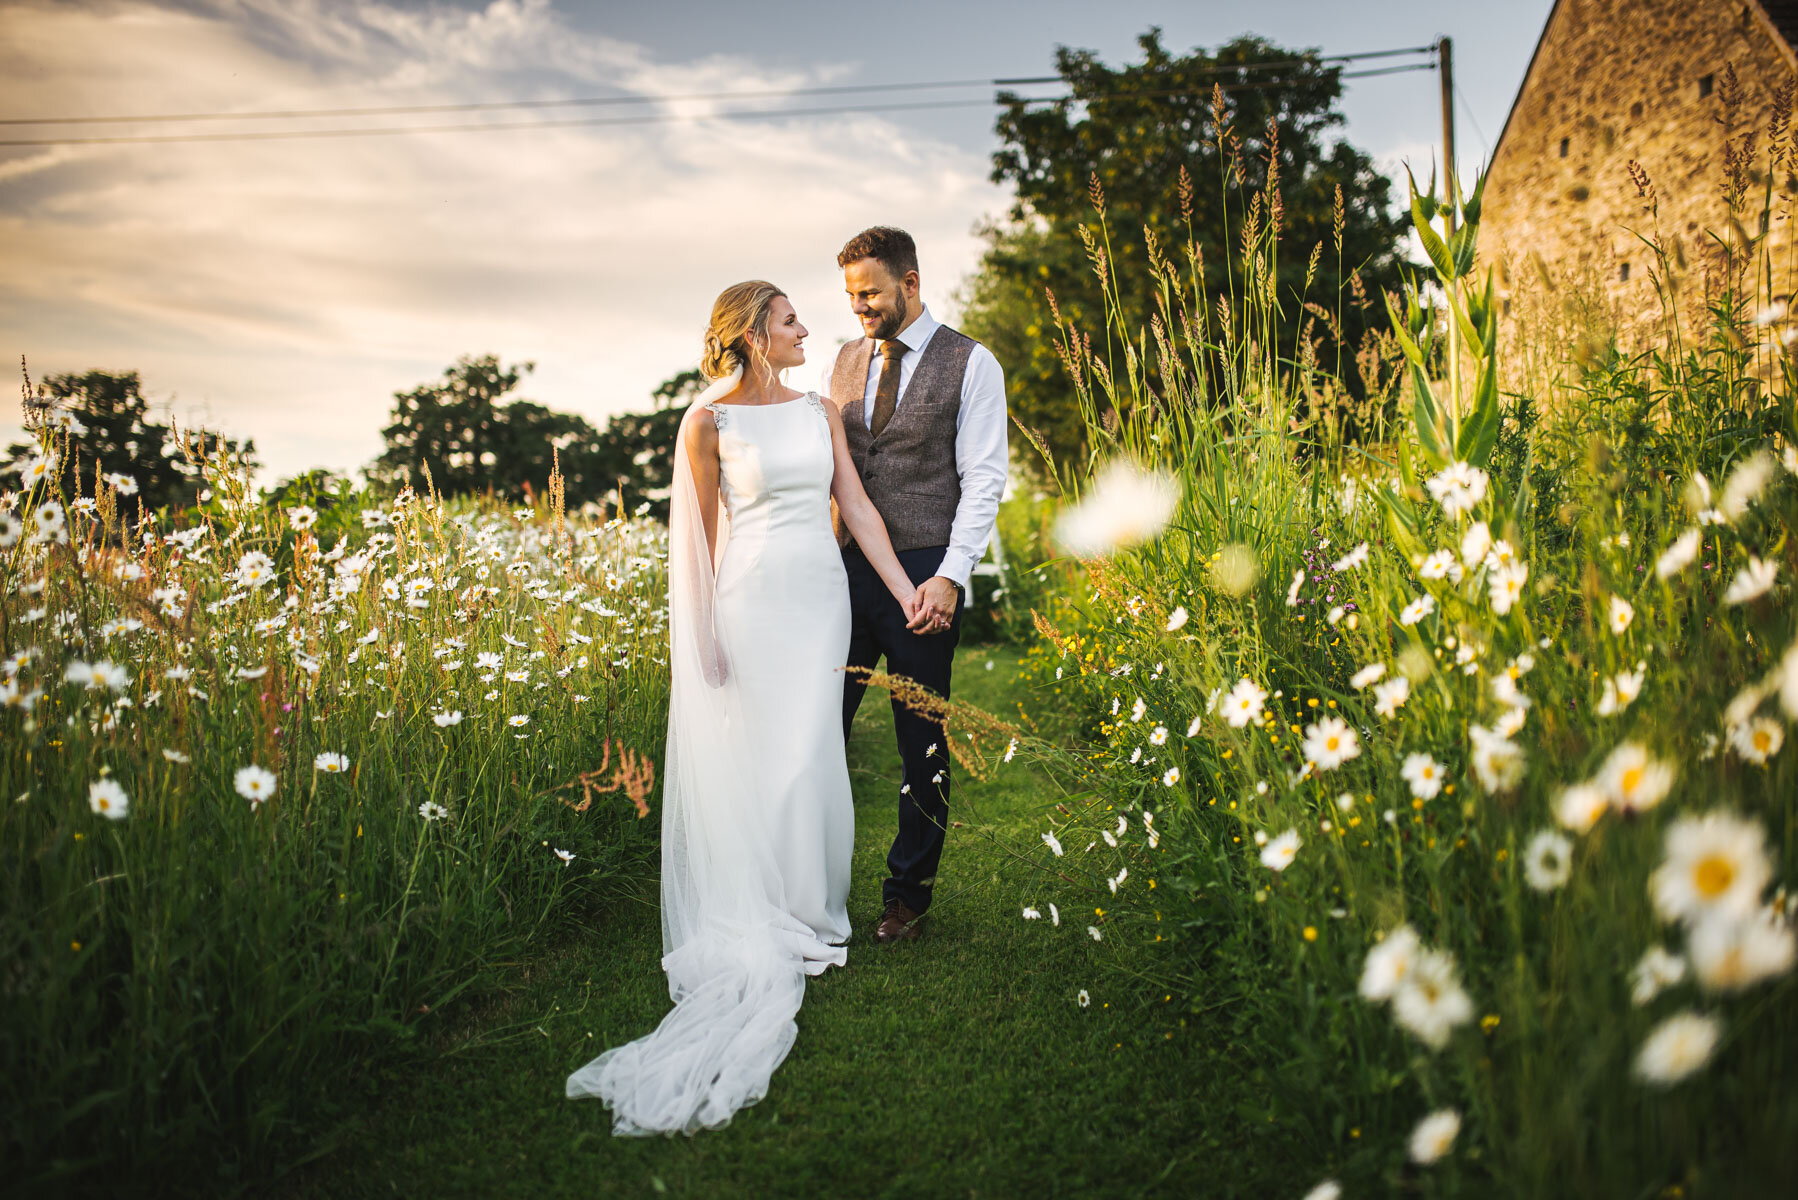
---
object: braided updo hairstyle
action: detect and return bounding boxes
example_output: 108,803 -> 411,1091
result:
701,280 -> 787,381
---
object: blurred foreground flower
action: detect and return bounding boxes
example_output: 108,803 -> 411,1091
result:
1408,1108 -> 1461,1164
1633,1010 -> 1720,1086
88,779 -> 128,821
1053,461 -> 1179,557
1211,543 -> 1259,597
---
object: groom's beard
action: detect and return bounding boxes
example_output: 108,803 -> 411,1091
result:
869,295 -> 909,341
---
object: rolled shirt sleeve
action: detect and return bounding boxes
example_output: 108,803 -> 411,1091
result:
937,344 -> 1009,589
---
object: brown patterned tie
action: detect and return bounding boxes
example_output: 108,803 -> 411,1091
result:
869,339 -> 905,438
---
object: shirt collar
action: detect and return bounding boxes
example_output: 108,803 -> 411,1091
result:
885,303 -> 939,355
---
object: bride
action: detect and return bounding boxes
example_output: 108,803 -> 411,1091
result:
565,281 -> 923,1135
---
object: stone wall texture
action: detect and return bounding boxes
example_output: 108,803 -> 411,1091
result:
1481,0 -> 1798,332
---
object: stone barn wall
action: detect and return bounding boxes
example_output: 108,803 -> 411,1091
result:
1480,0 -> 1798,340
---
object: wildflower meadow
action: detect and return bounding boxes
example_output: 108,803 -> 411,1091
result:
1,407 -> 669,1187
1002,104 -> 1798,1194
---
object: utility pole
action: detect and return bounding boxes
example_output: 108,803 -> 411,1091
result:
1439,35 -> 1458,232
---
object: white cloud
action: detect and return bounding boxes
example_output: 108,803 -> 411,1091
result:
0,0 -> 1004,478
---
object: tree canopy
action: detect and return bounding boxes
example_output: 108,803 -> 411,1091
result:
7,369 -> 256,514
961,29 -> 1410,473
371,354 -> 693,517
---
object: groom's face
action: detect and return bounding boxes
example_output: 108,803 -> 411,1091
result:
844,257 -> 919,342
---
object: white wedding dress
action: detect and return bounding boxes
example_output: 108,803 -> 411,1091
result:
565,375 -> 854,1135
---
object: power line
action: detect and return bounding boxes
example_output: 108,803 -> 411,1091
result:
0,63 -> 1436,149
0,45 -> 1437,128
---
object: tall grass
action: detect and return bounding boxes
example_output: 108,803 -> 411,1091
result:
1014,108 -> 1798,1194
1,390 -> 669,1194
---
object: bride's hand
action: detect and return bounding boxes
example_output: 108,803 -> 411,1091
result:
899,592 -> 923,626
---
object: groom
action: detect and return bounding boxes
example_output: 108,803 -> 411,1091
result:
829,226 -> 1009,945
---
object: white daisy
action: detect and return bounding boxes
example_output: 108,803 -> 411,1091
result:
1555,782 -> 1609,834
1522,829 -> 1574,891
1162,766 -> 1181,787
418,800 -> 448,822
1053,460 -> 1180,556
1401,752 -> 1445,799
88,778 -> 129,821
1259,828 -> 1301,872
1331,542 -> 1369,571
1407,1109 -> 1462,1164
234,764 -> 278,807
1373,676 -> 1410,718
1595,669 -> 1644,716
1399,594 -> 1436,626
1222,678 -> 1268,728
1598,741 -> 1675,814
1459,521 -> 1492,569
1076,988 -> 1090,1007
1350,662 -> 1385,690
1718,449 -> 1775,522
1425,461 -> 1489,518
433,711 -> 464,727
313,752 -> 350,774
1650,811 -> 1772,925
1302,717 -> 1360,770
1392,948 -> 1474,1050
1686,909 -> 1796,993
1722,556 -> 1778,606
1630,945 -> 1688,1006
1729,716 -> 1783,764
1418,549 -> 1462,582
1165,606 -> 1188,632
1655,528 -> 1701,579
1359,924 -> 1421,1001
1478,561 -> 1523,616
1607,594 -> 1635,634
1633,1010 -> 1721,1086
1285,569 -> 1306,607
1041,830 -> 1064,857
1469,725 -> 1526,793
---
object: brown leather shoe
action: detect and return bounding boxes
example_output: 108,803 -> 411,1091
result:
875,900 -> 921,944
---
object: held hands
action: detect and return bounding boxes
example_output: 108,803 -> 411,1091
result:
905,576 -> 960,636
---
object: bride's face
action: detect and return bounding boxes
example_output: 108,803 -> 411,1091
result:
756,296 -> 808,371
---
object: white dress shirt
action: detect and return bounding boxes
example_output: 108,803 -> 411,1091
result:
827,304 -> 1008,590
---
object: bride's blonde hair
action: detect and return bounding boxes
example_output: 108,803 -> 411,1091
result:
702,280 -> 786,381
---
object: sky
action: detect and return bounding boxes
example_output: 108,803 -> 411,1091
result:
0,0 -> 1554,481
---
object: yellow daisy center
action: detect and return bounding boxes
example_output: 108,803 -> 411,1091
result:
1620,766 -> 1644,795
1693,855 -> 1735,898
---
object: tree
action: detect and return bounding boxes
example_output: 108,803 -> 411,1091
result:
962,29 -> 1410,472
6,370 -> 257,514
371,355 -> 610,504
583,368 -> 698,521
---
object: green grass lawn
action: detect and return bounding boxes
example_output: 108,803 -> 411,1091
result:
289,645 -> 1295,1199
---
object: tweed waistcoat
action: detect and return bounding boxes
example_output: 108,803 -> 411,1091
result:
829,323 -> 977,552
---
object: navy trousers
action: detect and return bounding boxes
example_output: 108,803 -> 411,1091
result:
841,544 -> 960,915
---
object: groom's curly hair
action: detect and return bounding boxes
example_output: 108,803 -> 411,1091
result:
837,226 -> 918,280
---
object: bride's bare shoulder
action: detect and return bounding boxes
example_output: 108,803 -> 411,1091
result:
682,403 -> 720,445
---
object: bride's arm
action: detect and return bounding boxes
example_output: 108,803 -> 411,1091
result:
686,408 -> 722,561
822,402 -> 920,615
